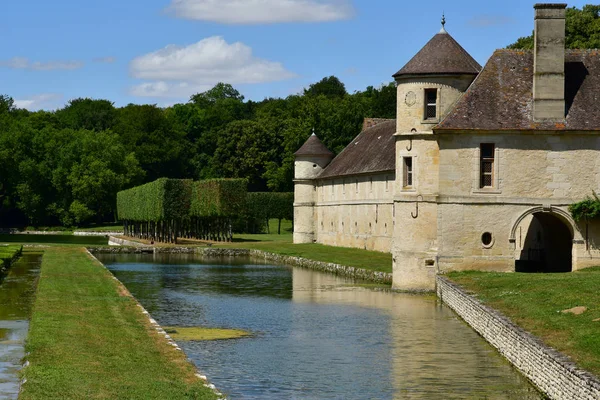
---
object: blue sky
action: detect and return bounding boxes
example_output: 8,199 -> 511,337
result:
0,0 -> 590,110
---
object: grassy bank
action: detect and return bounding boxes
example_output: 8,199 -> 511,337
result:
448,268 -> 600,377
21,247 -> 218,400
0,244 -> 23,270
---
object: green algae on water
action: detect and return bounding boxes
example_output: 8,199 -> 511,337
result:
163,327 -> 251,341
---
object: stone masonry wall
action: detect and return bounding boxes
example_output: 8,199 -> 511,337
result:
314,173 -> 394,252
93,243 -> 393,284
437,276 -> 600,400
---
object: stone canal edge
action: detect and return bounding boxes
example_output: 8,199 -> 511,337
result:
95,240 -> 600,399
84,249 -> 227,399
437,276 -> 600,400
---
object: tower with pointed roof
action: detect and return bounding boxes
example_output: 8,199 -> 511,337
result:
293,132 -> 334,243
392,18 -> 482,290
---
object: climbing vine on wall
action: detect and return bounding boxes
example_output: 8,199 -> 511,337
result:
569,192 -> 600,222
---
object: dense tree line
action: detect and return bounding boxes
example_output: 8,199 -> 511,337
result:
0,77 -> 396,227
508,5 -> 600,49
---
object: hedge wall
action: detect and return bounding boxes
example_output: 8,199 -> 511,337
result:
117,178 -> 192,222
190,179 -> 247,217
246,192 -> 293,233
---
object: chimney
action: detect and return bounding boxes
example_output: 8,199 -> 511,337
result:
533,3 -> 567,121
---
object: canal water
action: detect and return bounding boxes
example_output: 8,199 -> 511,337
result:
0,253 -> 41,399
98,253 -> 543,400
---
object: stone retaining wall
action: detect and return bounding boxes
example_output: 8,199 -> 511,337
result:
95,241 -> 393,284
437,276 -> 600,400
107,236 -> 152,248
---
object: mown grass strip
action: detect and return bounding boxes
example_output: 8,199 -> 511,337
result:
210,232 -> 392,273
21,247 -> 218,400
448,268 -> 600,377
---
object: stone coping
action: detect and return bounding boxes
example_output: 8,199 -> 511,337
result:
437,276 -> 600,400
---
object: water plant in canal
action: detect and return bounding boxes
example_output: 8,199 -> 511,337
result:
164,327 -> 252,341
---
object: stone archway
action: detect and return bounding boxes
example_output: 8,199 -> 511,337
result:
511,207 -> 574,273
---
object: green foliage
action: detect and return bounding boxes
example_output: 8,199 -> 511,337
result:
247,192 -> 293,221
117,178 -> 192,221
508,5 -> 600,49
0,75 -> 397,228
304,76 -> 347,98
569,192 -> 600,222
190,179 -> 247,217
57,98 -> 117,131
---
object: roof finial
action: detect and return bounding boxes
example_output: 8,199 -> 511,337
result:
440,12 -> 447,33
312,127 -> 316,136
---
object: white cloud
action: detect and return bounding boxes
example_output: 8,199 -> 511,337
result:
14,94 -> 63,111
166,0 -> 354,24
129,36 -> 296,98
0,57 -> 84,71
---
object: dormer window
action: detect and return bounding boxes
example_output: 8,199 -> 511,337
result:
424,89 -> 437,120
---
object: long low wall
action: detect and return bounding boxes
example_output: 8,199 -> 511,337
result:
437,276 -> 600,400
95,242 -> 393,284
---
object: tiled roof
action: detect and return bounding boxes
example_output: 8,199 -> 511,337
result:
393,31 -> 481,78
318,119 -> 396,179
437,49 -> 600,131
294,134 -> 334,157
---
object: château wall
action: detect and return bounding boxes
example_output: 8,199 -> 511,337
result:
314,173 -> 395,252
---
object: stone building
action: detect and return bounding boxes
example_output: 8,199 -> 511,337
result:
294,3 -> 600,290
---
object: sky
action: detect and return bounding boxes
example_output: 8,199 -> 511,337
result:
0,0 -> 591,110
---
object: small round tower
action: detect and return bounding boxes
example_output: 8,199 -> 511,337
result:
293,132 -> 334,244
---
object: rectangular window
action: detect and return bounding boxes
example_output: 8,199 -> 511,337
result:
424,89 -> 437,120
403,157 -> 413,188
480,144 -> 495,188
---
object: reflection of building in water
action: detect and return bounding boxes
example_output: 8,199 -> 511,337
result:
294,3 -> 600,291
291,268 -> 540,399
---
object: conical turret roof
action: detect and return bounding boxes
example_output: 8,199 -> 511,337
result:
294,133 -> 334,157
393,30 -> 481,78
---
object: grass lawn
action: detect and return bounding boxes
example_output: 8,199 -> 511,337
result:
21,247 -> 218,400
448,268 -> 600,377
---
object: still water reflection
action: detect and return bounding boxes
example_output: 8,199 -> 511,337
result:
98,253 -> 542,400
0,253 -> 41,399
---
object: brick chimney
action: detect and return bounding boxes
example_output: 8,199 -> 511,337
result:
533,3 -> 567,121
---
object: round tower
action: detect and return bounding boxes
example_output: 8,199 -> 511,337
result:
393,17 -> 481,134
392,18 -> 482,290
293,132 -> 334,244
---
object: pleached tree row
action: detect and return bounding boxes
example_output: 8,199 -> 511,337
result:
117,178 -> 247,243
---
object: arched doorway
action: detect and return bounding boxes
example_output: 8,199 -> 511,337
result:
515,212 -> 573,273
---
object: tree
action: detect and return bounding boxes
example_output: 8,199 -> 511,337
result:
56,98 -> 117,131
213,120 -> 276,191
508,5 -> 600,49
190,83 -> 244,106
304,76 -> 347,98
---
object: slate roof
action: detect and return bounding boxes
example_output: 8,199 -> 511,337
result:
294,134 -> 334,157
437,49 -> 600,131
318,119 -> 396,179
393,31 -> 482,78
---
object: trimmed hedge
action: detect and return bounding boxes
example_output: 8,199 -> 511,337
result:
191,179 -> 247,217
246,192 -> 293,234
117,178 -> 192,222
117,178 -> 247,243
